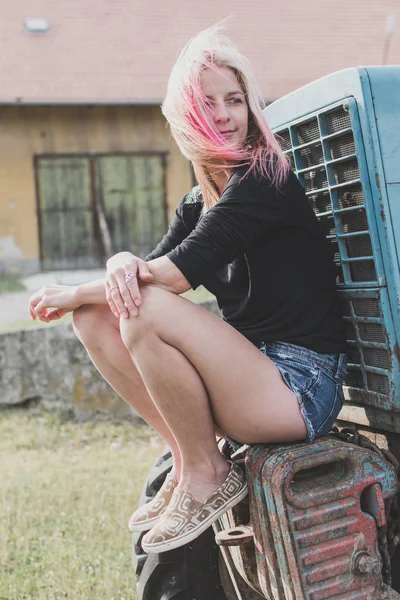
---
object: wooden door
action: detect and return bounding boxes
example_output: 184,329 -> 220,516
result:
37,157 -> 100,269
36,154 -> 167,269
95,155 -> 167,258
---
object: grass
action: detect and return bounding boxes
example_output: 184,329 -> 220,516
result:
0,409 -> 165,600
0,275 -> 26,294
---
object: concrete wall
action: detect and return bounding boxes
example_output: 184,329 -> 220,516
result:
0,299 -> 219,417
0,105 -> 193,275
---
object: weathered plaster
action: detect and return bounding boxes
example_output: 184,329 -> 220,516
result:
0,235 -> 23,259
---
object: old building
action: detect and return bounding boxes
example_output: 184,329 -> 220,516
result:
0,0 -> 399,274
1,104 -> 191,272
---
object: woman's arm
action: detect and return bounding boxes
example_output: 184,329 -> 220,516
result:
102,193 -> 199,316
147,256 -> 191,294
29,190 -> 201,322
104,251 -> 189,319
165,173 -> 289,290
29,279 -> 107,322
75,278 -> 107,305
29,255 -> 190,323
78,255 -> 190,318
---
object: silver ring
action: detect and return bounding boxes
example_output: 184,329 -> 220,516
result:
109,286 -> 119,292
125,271 -> 135,283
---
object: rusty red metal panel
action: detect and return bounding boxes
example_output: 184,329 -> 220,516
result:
243,438 -> 397,600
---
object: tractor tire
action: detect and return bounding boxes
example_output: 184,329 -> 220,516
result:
132,449 -> 229,600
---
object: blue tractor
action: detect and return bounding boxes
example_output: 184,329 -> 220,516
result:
133,66 -> 400,600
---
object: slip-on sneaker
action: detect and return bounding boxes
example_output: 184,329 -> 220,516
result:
128,471 -> 177,532
142,461 -> 248,553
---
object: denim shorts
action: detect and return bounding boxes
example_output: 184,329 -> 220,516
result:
259,341 -> 348,443
226,341 -> 347,451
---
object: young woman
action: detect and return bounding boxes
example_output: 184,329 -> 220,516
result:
28,24 -> 347,554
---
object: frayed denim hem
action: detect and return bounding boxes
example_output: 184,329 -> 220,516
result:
274,364 -> 316,443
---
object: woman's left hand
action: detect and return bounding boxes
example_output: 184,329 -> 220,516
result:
105,252 -> 153,318
28,284 -> 81,322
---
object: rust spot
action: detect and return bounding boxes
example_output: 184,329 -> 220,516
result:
375,173 -> 381,190
380,203 -> 386,222
394,343 -> 400,365
245,439 -> 398,597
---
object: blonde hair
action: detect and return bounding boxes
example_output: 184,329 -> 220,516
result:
162,22 -> 289,211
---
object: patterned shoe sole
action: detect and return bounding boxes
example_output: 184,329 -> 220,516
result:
142,481 -> 248,553
128,513 -> 163,533
128,473 -> 176,533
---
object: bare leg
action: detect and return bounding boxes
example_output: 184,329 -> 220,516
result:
119,285 -> 307,503
72,304 -> 183,479
122,322 -> 230,502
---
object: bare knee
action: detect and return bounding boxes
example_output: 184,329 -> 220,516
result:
73,304 -> 115,349
119,285 -> 164,350
119,312 -> 149,353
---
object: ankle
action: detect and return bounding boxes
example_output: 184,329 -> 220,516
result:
181,456 -> 230,486
170,461 -> 181,483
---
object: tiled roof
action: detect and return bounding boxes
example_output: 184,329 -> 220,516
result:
1,0 -> 399,103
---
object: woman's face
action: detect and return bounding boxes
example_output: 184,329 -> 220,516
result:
200,66 -> 248,147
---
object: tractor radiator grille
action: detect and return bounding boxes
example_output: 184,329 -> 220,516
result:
278,103 -> 378,287
340,292 -> 391,397
275,100 -> 393,405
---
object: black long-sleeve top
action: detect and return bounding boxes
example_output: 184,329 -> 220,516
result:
146,166 -> 346,354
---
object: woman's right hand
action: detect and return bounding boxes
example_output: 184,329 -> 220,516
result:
28,285 -> 81,323
105,251 -> 153,319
